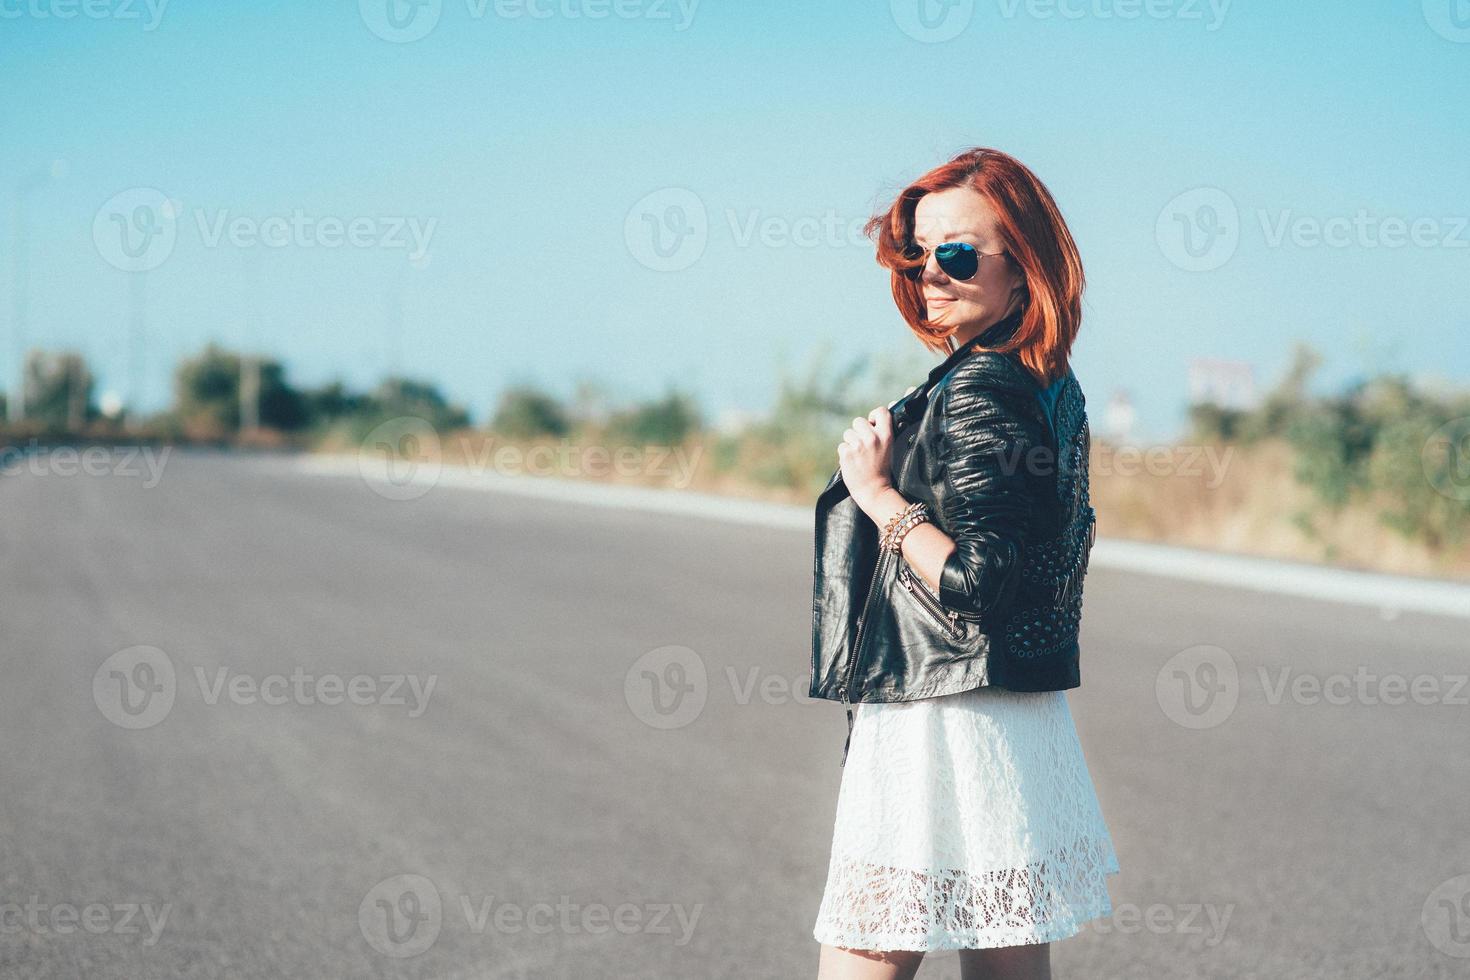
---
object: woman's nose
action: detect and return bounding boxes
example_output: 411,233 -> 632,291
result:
922,254 -> 948,283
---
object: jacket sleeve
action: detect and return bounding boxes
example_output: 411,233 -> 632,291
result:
935,355 -> 1040,627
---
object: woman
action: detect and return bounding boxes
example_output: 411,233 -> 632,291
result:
809,147 -> 1119,980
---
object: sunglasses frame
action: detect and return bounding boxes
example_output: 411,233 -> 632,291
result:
900,240 -> 1007,282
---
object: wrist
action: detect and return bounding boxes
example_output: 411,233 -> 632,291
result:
860,485 -> 906,526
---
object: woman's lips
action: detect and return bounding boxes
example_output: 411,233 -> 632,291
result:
927,296 -> 957,305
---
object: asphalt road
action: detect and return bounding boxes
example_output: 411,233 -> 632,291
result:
2,450 -> 1467,979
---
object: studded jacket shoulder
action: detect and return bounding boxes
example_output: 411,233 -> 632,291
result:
808,323 -> 1097,762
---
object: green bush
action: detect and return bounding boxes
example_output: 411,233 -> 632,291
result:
491,386 -> 571,439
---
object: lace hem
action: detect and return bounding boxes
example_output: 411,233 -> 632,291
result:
813,836 -> 1120,952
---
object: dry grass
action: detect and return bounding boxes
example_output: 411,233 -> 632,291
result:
326,427 -> 1470,581
1089,437 -> 1470,579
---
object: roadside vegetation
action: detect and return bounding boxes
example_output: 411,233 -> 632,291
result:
3,340 -> 1466,578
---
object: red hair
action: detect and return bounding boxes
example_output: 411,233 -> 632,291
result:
863,147 -> 1085,388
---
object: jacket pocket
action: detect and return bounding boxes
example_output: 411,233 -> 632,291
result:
896,559 -> 967,640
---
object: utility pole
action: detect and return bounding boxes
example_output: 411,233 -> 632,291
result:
385,267 -> 404,382
239,355 -> 260,432
67,355 -> 86,432
126,271 -> 146,431
8,160 -> 65,425
239,251 -> 262,433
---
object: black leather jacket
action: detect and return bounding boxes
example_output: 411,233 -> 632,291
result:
808,310 -> 1098,765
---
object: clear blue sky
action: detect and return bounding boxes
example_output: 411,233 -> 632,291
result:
4,0 -> 1467,440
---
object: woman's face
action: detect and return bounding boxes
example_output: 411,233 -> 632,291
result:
910,186 -> 1025,346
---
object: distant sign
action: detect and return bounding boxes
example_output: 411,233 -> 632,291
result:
1103,389 -> 1137,445
1188,358 -> 1258,411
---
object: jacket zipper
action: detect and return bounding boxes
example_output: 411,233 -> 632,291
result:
839,545 -> 896,767
897,561 -> 963,638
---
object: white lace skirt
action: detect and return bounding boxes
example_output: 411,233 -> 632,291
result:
812,685 -> 1120,952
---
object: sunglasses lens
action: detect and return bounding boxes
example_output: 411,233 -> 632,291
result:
935,242 -> 979,280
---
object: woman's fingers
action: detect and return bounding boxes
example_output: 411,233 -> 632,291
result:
868,405 -> 893,441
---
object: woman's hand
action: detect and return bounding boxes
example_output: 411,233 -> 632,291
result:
838,406 -> 896,514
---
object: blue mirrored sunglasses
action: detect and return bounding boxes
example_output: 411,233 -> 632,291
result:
901,241 -> 1006,282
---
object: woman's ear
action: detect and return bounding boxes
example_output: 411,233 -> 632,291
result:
1006,258 -> 1027,300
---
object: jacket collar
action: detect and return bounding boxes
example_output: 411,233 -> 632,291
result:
928,305 -> 1025,385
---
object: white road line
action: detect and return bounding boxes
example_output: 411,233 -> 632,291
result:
290,452 -> 1470,620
